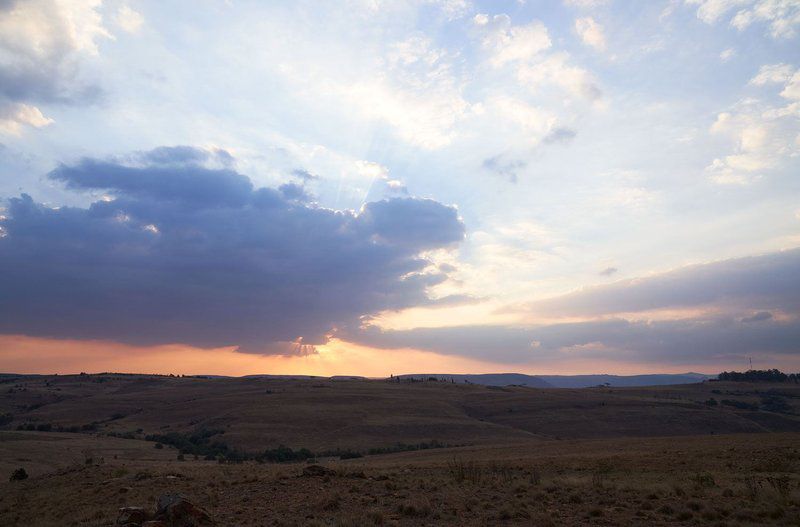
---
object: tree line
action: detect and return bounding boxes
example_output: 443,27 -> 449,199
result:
717,369 -> 799,383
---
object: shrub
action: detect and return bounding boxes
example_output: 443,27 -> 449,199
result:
721,399 -> 757,410
258,445 -> 314,463
447,458 -> 482,484
760,395 -> 791,414
9,468 -> 28,481
690,472 -> 716,488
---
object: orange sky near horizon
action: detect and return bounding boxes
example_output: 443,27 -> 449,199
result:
3,333 -> 789,377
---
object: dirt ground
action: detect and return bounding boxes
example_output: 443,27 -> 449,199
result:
2,432 -> 799,526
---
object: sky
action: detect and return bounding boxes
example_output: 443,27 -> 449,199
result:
0,0 -> 799,376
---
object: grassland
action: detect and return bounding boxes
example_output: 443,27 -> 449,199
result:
1,374 -> 799,525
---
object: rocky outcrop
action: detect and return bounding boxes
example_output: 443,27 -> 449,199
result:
116,493 -> 213,527
156,493 -> 214,527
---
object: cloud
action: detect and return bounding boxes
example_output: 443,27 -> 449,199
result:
517,52 -> 602,101
741,310 -> 773,322
0,0 -> 110,134
575,17 -> 606,51
706,64 -> 800,184
352,249 -> 800,364
471,13 -> 601,103
0,102 -> 53,135
482,154 -> 526,183
354,314 -> 800,364
599,266 -> 618,276
114,4 -> 144,34
291,168 -> 320,182
749,63 -> 795,85
473,14 -> 551,67
543,126 -> 578,144
0,146 -> 465,353
687,0 -> 800,38
564,0 -> 610,7
333,35 -> 468,149
720,47 -> 736,61
524,249 -> 800,317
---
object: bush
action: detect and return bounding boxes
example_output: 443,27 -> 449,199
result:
760,395 -> 791,414
447,457 -> 482,484
721,399 -> 757,410
145,429 -> 234,459
258,445 -> 314,463
9,468 -> 28,481
367,439 -> 446,456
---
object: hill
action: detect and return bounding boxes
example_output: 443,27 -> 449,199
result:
1,373 -> 799,454
397,372 -> 713,388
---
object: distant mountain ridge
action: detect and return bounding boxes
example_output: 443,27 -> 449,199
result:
1,372 -> 714,388
397,372 -> 713,388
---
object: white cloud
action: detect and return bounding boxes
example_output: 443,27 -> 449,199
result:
335,37 -> 469,149
472,14 -> 601,103
687,0 -> 800,38
0,103 -> 54,135
114,4 -> 144,34
707,65 -> 800,184
0,0 -> 111,110
487,96 -> 557,144
575,17 -> 607,51
0,0 -> 111,58
564,0 -> 610,7
517,52 -> 602,101
750,63 -> 795,84
719,47 -> 736,61
274,32 -> 469,150
473,14 -> 551,66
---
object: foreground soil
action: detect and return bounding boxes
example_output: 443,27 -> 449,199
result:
2,432 -> 799,526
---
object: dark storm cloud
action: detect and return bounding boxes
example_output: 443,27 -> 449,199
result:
357,198 -> 465,250
0,147 -> 465,353
49,158 -> 254,207
351,250 -> 800,363
525,250 -> 800,317
353,316 -> 800,364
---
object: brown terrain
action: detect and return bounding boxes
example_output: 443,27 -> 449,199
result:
1,373 -> 800,526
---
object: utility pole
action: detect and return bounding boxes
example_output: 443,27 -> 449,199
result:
749,357 -> 753,370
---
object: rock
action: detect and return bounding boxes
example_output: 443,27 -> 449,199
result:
119,486 -> 132,494
302,465 -> 335,477
117,506 -> 147,525
142,522 -> 168,527
155,493 -> 213,526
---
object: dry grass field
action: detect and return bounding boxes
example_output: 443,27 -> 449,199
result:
1,374 -> 800,525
